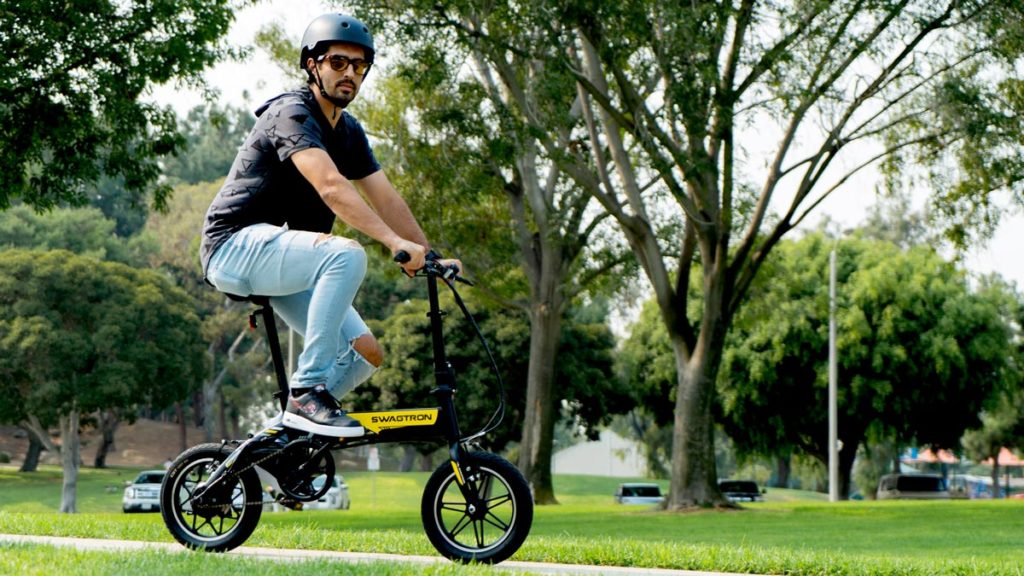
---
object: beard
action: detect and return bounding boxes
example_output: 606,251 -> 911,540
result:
328,81 -> 358,108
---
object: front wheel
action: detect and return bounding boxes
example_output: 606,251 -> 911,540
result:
421,451 -> 533,564
160,443 -> 263,552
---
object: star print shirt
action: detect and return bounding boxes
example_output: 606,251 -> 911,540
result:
200,88 -> 381,274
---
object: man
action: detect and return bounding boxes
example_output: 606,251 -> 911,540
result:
200,13 -> 456,437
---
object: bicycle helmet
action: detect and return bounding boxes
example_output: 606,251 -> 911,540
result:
299,13 -> 375,73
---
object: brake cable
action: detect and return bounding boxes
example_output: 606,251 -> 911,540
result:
428,263 -> 507,444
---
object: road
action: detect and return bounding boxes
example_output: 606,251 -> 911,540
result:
0,533 -> 762,576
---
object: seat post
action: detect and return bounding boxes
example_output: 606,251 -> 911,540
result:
251,297 -> 290,411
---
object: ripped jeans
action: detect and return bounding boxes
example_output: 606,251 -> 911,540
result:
205,223 -> 377,397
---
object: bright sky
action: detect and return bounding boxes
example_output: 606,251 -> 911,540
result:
149,0 -> 1023,290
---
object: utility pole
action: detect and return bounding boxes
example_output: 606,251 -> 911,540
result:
829,247 -> 839,502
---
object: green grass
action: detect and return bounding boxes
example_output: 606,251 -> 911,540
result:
4,465 -> 1024,575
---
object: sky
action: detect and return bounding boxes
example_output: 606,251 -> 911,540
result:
149,0 -> 1024,290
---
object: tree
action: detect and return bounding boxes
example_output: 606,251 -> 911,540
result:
0,0 -> 242,210
0,205 -> 151,468
162,102 -> 256,186
717,233 -> 1013,497
0,249 -> 206,512
961,277 -> 1024,498
363,0 -> 1024,508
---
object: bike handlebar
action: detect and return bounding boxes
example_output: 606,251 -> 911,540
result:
393,250 -> 470,285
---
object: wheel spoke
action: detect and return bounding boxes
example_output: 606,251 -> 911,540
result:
485,493 -> 512,508
448,511 -> 473,538
473,518 -> 485,547
483,510 -> 510,531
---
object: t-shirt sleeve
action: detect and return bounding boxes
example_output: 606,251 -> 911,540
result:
262,99 -> 325,162
345,116 -> 382,180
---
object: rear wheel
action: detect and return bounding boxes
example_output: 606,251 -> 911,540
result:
160,443 -> 262,552
421,451 -> 533,564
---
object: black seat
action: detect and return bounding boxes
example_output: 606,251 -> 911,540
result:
223,292 -> 272,307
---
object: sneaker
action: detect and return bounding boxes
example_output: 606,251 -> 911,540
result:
282,385 -> 364,437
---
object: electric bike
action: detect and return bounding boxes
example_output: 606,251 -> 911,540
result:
160,255 -> 533,564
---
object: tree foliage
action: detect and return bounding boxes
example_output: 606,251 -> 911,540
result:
716,233 -> 1014,497
162,102 -> 256,186
0,0 -> 242,210
0,249 -> 206,511
0,204 -> 144,264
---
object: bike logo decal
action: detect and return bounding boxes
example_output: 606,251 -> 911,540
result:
348,408 -> 440,433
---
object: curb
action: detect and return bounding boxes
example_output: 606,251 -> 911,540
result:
0,533 -> 758,576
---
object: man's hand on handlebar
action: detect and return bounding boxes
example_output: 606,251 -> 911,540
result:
393,248 -> 464,280
392,240 -> 426,277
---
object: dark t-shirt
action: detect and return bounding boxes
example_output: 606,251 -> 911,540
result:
199,88 -> 381,273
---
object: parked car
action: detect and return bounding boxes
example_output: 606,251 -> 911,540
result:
614,482 -> 665,505
718,480 -> 765,502
876,473 -> 950,500
302,474 -> 351,510
122,470 -> 165,513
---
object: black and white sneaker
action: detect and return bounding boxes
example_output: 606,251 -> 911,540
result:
282,385 -> 364,437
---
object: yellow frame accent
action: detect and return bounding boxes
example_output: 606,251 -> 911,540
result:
347,408 -> 440,433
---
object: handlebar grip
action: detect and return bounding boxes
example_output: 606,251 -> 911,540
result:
393,250 -> 411,264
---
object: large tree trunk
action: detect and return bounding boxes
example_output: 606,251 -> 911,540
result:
666,334 -> 727,509
517,298 -> 564,505
772,454 -> 792,489
19,428 -> 44,472
93,409 -> 119,469
58,410 -> 80,514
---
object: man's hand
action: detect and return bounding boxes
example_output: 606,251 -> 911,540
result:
438,258 -> 464,277
393,240 -> 426,277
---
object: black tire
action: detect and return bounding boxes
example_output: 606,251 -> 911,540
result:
160,443 -> 263,552
421,451 -> 533,564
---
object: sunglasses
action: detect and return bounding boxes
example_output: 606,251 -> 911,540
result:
317,54 -> 372,75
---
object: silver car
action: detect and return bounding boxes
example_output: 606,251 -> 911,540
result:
122,470 -> 165,513
302,475 -> 351,510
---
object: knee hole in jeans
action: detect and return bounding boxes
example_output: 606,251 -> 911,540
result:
353,333 -> 383,367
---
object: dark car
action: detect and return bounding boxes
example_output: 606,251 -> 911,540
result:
876,474 -> 950,500
719,480 -> 764,502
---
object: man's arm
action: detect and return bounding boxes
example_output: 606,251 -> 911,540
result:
354,170 -> 429,247
357,170 -> 464,274
291,148 -> 426,272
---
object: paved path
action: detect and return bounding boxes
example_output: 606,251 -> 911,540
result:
0,533 -> 761,576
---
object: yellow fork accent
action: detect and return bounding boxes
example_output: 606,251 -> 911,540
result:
451,461 -> 465,486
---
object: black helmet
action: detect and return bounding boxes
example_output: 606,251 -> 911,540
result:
299,13 -> 375,71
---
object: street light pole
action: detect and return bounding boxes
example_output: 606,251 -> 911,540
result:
829,247 -> 839,502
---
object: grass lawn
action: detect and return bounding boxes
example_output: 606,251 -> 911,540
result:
3,464 -> 1024,575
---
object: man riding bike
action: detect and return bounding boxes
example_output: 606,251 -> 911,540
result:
200,13 -> 458,437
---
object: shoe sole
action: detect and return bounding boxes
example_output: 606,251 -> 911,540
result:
282,412 -> 365,437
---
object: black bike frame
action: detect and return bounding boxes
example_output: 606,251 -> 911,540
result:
250,268 -> 463,448
194,263 -> 481,506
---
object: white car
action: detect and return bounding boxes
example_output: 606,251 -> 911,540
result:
614,482 -> 665,505
302,475 -> 351,510
123,470 -> 165,513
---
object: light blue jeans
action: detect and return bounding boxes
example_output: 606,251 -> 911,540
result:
206,224 -> 377,397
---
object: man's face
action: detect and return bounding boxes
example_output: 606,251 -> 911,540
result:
309,42 -> 368,108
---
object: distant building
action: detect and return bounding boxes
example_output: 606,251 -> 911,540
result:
552,429 -> 648,477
